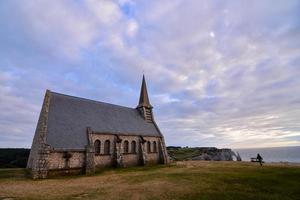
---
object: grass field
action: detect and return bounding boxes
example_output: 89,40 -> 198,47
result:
0,161 -> 300,200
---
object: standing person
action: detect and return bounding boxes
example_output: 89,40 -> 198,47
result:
257,153 -> 263,166
236,152 -> 242,161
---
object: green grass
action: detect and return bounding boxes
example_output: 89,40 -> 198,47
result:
0,161 -> 299,200
167,147 -> 221,161
168,147 -> 202,160
0,168 -> 29,179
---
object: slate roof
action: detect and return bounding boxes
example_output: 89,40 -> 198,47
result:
46,91 -> 161,149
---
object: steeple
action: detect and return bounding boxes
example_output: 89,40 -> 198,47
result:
137,75 -> 153,122
137,75 -> 153,109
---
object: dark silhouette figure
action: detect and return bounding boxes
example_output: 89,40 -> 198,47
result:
257,153 -> 263,166
236,152 -> 242,161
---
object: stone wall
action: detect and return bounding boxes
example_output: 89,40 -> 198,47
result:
27,90 -> 51,179
46,151 -> 85,177
48,151 -> 85,169
121,154 -> 139,167
29,123 -> 166,178
142,136 -> 160,165
91,133 -> 161,169
92,134 -> 116,168
94,155 -> 113,168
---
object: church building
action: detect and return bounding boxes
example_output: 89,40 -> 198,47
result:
27,75 -> 169,179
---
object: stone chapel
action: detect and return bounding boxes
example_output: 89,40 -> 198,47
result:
27,75 -> 169,179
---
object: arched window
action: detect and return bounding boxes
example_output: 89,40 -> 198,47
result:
124,140 -> 129,153
94,140 -> 101,154
147,141 -> 151,153
104,140 -> 110,154
131,141 -> 136,154
153,141 -> 157,153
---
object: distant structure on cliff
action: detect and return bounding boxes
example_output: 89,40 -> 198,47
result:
27,75 -> 169,179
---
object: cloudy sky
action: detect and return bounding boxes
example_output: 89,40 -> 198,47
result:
0,0 -> 300,149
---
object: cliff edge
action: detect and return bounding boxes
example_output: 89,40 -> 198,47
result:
167,147 -> 241,161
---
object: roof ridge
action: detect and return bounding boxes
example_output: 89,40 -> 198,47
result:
49,90 -> 135,110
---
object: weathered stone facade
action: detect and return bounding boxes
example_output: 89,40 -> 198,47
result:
27,76 -> 169,178
28,132 -> 167,178
84,132 -> 165,172
27,90 -> 51,179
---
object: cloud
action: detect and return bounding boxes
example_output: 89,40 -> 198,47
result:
0,0 -> 299,148
126,20 -> 139,37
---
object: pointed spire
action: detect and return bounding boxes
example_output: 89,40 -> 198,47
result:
137,75 -> 153,108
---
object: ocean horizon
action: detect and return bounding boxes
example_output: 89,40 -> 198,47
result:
234,146 -> 300,163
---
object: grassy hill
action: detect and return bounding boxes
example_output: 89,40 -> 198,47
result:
167,146 -> 232,161
167,146 -> 210,160
0,161 -> 300,200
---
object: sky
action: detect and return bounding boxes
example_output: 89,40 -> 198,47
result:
0,0 -> 300,149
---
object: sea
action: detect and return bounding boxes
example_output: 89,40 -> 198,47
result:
233,146 -> 300,163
